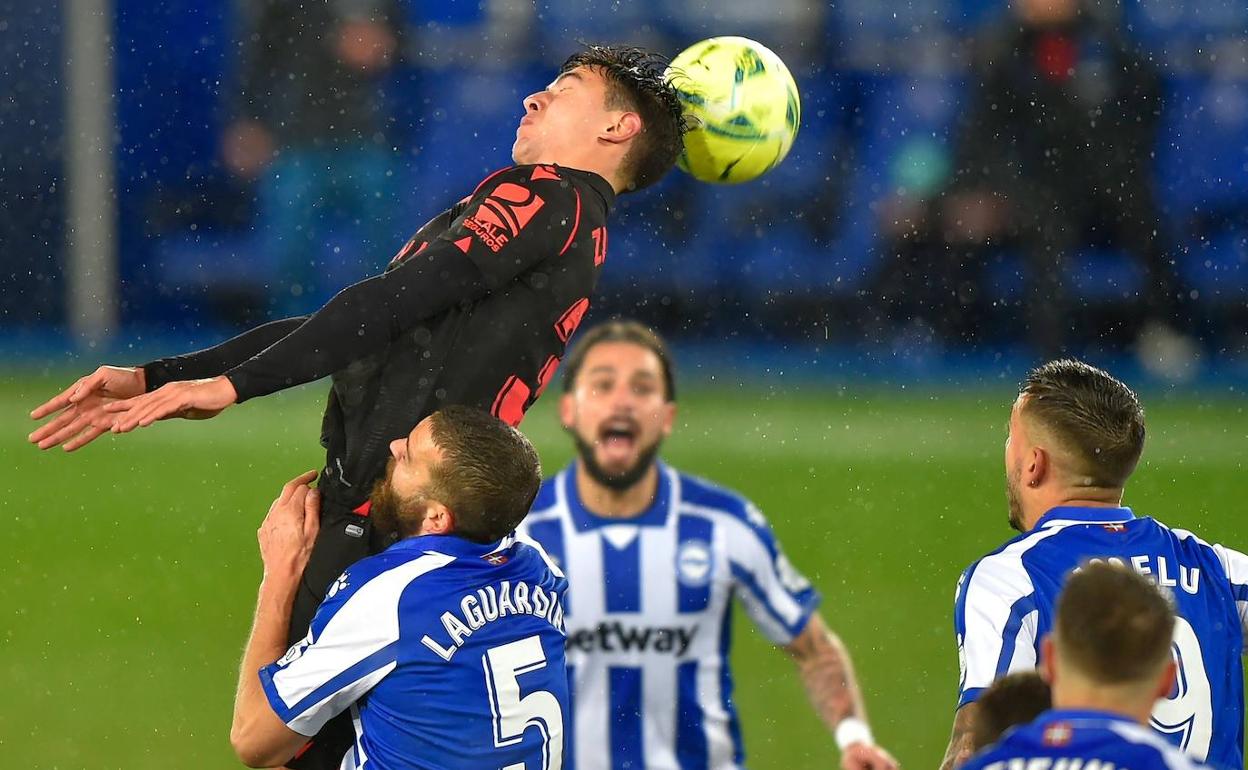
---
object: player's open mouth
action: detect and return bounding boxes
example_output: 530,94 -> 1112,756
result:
599,420 -> 638,459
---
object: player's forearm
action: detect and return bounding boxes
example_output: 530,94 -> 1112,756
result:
143,316 -> 308,391
224,249 -> 486,402
787,615 -> 869,734
939,703 -> 979,770
232,580 -> 298,758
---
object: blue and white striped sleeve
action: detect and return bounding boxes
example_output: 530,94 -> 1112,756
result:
1213,543 -> 1248,639
724,502 -> 821,646
953,554 -> 1038,708
258,553 -> 453,736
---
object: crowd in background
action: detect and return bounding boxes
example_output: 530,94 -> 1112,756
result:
2,0 -> 1246,362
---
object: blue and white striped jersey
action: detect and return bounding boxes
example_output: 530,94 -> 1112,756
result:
260,533 -> 570,770
516,461 -> 821,770
962,709 -> 1214,770
954,506 -> 1248,769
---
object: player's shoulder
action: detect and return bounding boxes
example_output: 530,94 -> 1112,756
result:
675,467 -> 761,523
471,164 -> 581,198
525,471 -> 566,520
1103,719 -> 1214,770
957,527 -> 1051,602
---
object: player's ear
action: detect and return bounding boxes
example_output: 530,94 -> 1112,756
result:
601,111 -> 642,145
423,501 -> 454,536
1039,634 -> 1057,685
660,400 -> 676,438
1154,658 -> 1178,701
559,392 -> 576,430
1027,446 -> 1048,487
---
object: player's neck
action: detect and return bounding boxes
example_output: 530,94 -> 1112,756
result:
575,461 -> 659,519
1051,680 -> 1154,725
532,152 -> 627,194
1024,489 -> 1125,530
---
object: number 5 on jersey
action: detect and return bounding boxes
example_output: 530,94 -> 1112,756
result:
483,635 -> 564,770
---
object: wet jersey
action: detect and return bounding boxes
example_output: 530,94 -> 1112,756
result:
954,506 -> 1248,768
144,164 -> 614,512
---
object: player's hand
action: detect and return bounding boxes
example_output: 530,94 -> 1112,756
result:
29,365 -> 146,451
842,743 -> 899,770
258,470 -> 321,587
104,376 -> 238,432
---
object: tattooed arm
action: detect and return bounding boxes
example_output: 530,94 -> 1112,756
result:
939,703 -> 979,770
785,614 -> 899,770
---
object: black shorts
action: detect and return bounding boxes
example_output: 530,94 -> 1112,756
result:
283,500 -> 375,770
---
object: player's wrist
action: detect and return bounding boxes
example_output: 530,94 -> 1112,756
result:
834,717 -> 874,751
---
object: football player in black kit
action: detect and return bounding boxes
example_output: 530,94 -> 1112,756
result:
29,45 -> 686,768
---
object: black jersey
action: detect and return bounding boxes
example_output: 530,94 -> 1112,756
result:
314,164 -> 611,509
143,164 -> 614,512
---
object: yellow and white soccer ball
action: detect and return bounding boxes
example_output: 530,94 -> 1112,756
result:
666,36 -> 801,184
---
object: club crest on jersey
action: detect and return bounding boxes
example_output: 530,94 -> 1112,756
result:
483,552 -> 509,566
1043,723 -> 1073,747
1102,522 -> 1126,533
327,572 -> 350,599
676,539 -> 713,587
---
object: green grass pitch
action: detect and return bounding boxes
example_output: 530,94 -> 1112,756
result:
2,371 -> 1244,767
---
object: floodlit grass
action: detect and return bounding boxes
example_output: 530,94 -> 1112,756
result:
2,373 -> 1243,767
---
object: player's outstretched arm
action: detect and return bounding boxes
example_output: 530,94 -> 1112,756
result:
28,365 -> 146,451
939,703 -> 979,770
27,317 -> 309,451
195,167 -> 575,404
784,614 -> 899,770
232,470 -> 320,768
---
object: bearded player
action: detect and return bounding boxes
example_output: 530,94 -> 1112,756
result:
29,45 -> 686,769
517,320 -> 898,770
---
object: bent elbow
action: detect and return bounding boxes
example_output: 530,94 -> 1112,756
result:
230,724 -> 274,768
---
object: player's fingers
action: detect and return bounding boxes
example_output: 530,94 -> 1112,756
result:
67,370 -> 108,403
63,425 -> 109,452
280,470 -> 319,501
29,408 -> 79,445
37,414 -> 92,450
30,378 -> 84,419
303,489 -> 321,539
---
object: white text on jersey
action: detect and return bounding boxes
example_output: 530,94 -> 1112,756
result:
421,580 -> 566,662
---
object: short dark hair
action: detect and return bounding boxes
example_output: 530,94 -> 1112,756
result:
427,406 -> 542,543
1055,561 -> 1175,685
1019,359 -> 1146,488
971,671 -> 1051,751
560,319 -> 676,401
560,45 -> 686,193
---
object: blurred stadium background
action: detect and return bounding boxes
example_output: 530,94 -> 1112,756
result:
2,0 -> 1246,766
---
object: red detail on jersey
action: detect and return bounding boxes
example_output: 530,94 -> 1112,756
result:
555,297 -> 590,343
1043,723 -> 1073,747
415,241 -> 428,254
389,235 -> 420,265
483,552 -> 510,566
471,166 -> 513,197
530,165 -> 561,182
463,183 -> 546,254
558,188 -> 582,257
491,183 -> 544,229
293,740 -> 315,760
453,236 -> 473,254
352,500 -> 372,517
1035,32 -> 1076,82
590,226 -> 608,266
1102,522 -> 1126,533
491,376 -> 532,427
535,355 -> 560,398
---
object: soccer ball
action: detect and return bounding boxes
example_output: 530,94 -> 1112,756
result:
666,36 -> 801,184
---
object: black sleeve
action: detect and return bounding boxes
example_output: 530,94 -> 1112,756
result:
221,166 -> 577,402
141,316 -> 310,390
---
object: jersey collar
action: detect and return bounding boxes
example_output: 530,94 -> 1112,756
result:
390,532 -> 510,559
562,460 -> 672,531
1033,707 -> 1137,728
1035,505 -> 1135,529
560,166 -> 616,213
